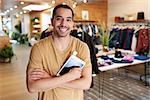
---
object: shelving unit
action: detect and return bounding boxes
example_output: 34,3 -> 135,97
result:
31,17 -> 41,35
115,19 -> 149,23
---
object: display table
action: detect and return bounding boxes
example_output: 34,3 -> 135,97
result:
95,45 -> 150,85
98,56 -> 150,85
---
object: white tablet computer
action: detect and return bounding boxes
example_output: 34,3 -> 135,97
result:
56,54 -> 85,76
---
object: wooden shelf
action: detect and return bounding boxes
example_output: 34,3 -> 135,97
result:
31,17 -> 41,35
74,20 -> 98,23
116,20 -> 149,23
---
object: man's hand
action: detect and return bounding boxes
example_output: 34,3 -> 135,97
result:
66,67 -> 82,80
28,68 -> 51,81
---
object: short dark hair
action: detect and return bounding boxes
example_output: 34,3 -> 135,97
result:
52,4 -> 74,19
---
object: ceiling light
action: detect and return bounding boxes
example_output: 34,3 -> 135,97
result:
72,4 -> 76,8
73,2 -> 77,8
20,2 -> 25,5
10,8 -> 13,11
14,5 -> 18,8
83,0 -> 87,3
23,11 -> 27,13
20,12 -> 23,14
4,12 -> 7,14
22,4 -> 51,11
62,2 -> 66,5
52,0 -> 55,4
6,10 -> 10,12
74,2 -> 77,5
16,14 -> 19,18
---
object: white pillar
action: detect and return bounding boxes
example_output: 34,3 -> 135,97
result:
0,16 -> 3,31
21,14 -> 30,34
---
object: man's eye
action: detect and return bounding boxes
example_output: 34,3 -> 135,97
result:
67,19 -> 72,22
56,17 -> 61,21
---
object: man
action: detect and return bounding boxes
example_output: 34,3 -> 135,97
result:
26,4 -> 92,100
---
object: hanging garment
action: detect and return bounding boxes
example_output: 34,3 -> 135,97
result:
131,29 -> 139,51
71,30 -> 99,74
88,25 -> 93,37
123,28 -> 134,50
109,28 -> 120,48
40,28 -> 52,39
136,29 -> 149,55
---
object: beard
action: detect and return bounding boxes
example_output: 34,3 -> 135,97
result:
55,26 -> 71,37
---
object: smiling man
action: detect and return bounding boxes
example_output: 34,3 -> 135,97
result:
26,4 -> 92,100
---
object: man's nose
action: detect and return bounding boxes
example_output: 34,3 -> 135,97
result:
60,19 -> 66,26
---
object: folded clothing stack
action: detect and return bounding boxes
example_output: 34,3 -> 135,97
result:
134,55 -> 150,60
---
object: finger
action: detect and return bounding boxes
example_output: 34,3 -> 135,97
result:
28,74 -> 43,80
29,71 -> 44,76
73,67 -> 82,71
33,68 -> 48,73
28,68 -> 44,73
29,77 -> 41,81
30,69 -> 47,75
33,68 -> 44,71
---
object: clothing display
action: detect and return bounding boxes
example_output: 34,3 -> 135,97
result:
109,24 -> 149,55
134,55 -> 150,60
135,29 -> 149,55
27,36 -> 92,100
71,29 -> 99,74
40,28 -> 53,39
75,23 -> 100,45
109,28 -> 134,50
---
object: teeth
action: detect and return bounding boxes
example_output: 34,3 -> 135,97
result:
59,27 -> 67,32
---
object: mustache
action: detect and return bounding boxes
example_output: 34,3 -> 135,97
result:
58,26 -> 68,28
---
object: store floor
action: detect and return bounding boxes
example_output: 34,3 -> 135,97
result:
0,44 -> 37,100
0,44 -> 150,100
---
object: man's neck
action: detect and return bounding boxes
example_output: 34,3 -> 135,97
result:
52,35 -> 71,51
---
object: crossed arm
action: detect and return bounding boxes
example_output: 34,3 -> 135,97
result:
27,66 -> 92,93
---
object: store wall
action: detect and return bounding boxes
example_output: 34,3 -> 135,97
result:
108,0 -> 149,28
148,0 -> 150,18
74,1 -> 107,26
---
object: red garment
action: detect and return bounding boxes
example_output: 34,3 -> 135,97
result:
136,29 -> 149,53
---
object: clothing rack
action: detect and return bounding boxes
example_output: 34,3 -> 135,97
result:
109,20 -> 149,55
112,21 -> 149,30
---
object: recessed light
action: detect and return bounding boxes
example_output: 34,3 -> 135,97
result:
14,5 -> 18,8
22,4 -> 51,11
20,2 -> 25,5
20,12 -> 23,14
52,0 -> 55,4
10,8 -> 13,11
23,11 -> 27,13
62,2 -> 66,5
83,0 -> 87,3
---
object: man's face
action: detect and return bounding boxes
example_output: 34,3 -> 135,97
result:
52,8 -> 74,37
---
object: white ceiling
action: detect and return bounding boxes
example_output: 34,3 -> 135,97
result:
0,0 -> 107,16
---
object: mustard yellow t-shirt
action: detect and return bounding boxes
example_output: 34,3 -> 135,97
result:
27,36 -> 92,100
